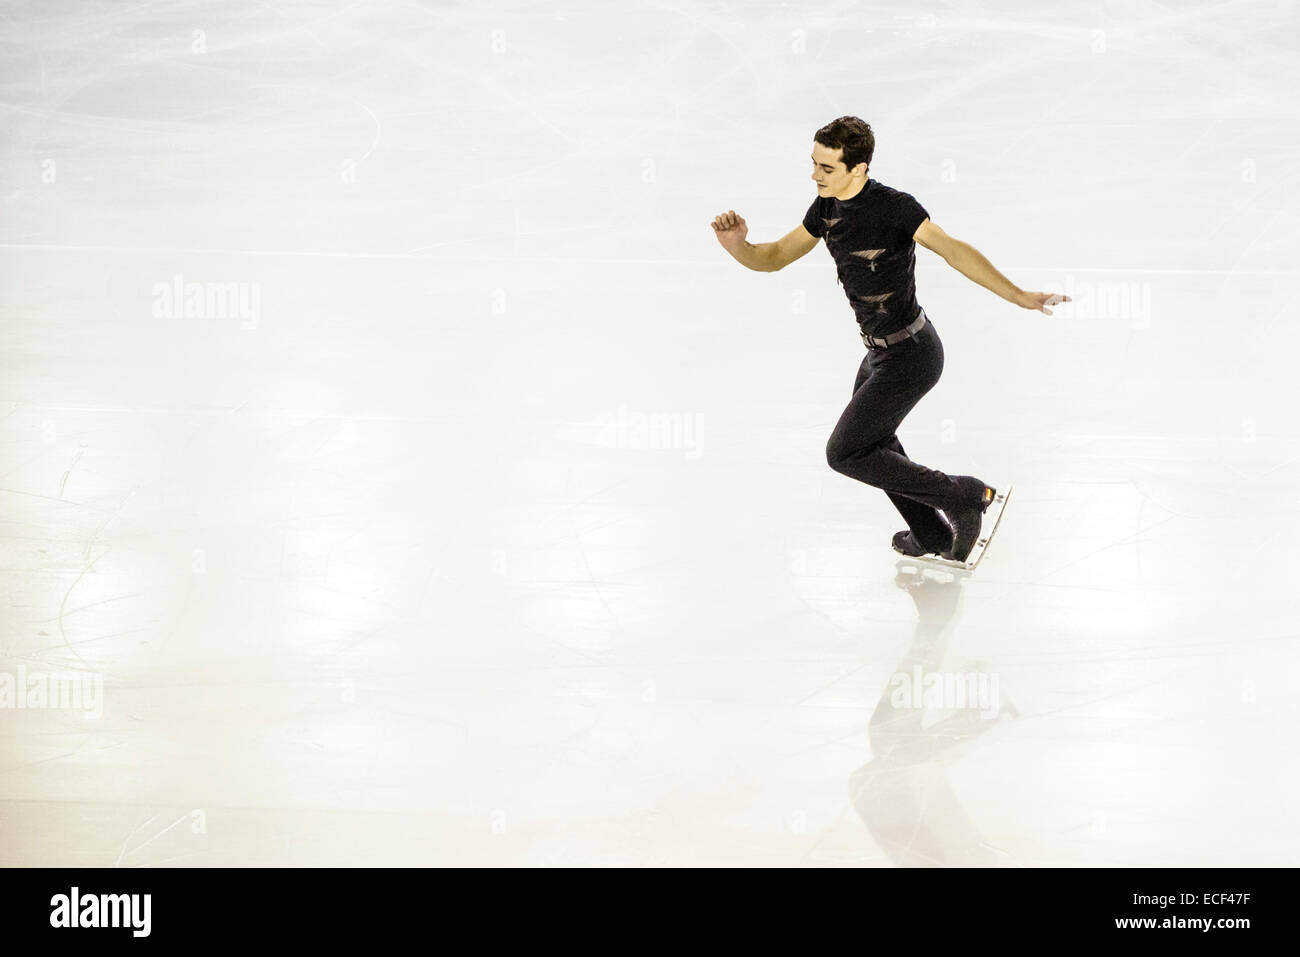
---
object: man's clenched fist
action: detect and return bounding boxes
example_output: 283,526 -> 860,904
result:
711,209 -> 748,251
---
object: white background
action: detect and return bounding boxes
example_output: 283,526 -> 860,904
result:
2,0 -> 1298,865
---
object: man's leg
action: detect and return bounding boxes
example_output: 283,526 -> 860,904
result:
826,326 -> 987,540
880,434 -> 953,554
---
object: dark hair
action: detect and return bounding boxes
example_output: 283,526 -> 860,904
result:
813,116 -> 875,174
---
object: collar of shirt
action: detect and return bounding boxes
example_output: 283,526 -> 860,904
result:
834,178 -> 874,207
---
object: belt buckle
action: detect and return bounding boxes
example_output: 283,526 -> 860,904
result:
860,330 -> 881,349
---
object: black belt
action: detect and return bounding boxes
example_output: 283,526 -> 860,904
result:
861,309 -> 927,349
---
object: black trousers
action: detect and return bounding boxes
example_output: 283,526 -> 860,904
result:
825,316 -> 985,553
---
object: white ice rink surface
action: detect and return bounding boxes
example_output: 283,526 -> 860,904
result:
2,0 -> 1299,866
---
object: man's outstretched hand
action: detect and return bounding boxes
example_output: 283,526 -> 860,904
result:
1017,291 -> 1071,315
711,209 -> 748,253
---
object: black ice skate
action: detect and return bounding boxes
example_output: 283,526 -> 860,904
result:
895,482 -> 1013,571
934,483 -> 1013,569
891,528 -> 952,558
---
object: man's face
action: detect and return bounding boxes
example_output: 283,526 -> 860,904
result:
811,142 -> 865,197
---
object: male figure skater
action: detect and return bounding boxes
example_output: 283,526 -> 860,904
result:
711,116 -> 1067,562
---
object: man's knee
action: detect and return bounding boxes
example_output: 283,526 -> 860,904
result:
826,437 -> 849,473
827,435 -> 882,474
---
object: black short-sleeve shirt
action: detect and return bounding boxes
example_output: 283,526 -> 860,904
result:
802,179 -> 930,338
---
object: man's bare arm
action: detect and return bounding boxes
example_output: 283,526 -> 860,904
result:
914,219 -> 1069,315
712,212 -> 819,272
